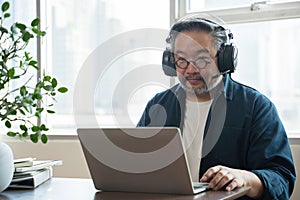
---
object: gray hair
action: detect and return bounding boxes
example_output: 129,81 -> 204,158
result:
166,18 -> 229,52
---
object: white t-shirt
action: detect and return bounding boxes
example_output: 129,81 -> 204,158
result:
182,99 -> 212,182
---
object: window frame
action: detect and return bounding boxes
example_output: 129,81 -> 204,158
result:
172,0 -> 300,24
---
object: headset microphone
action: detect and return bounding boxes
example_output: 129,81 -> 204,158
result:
211,70 -> 230,79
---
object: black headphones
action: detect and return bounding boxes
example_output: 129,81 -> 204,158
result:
162,17 -> 238,77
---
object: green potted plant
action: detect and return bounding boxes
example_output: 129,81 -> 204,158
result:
0,1 -> 67,192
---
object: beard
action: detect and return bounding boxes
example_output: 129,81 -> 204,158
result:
178,74 -> 222,95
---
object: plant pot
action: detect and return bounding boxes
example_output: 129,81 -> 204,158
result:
0,142 -> 14,193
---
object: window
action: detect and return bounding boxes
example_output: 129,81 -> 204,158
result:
42,0 -> 170,133
3,0 -> 299,136
177,0 -> 300,135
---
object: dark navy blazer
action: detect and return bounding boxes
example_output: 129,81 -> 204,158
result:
137,74 -> 296,200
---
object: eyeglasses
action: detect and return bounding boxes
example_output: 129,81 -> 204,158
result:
175,57 -> 212,70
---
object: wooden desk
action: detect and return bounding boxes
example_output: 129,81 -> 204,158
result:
0,178 -> 250,200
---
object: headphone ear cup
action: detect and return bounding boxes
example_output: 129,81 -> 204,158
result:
217,43 -> 237,73
162,49 -> 177,76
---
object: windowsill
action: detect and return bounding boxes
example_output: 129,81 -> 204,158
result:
0,134 -> 79,143
288,136 -> 300,145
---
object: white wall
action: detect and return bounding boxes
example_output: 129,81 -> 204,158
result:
3,136 -> 299,199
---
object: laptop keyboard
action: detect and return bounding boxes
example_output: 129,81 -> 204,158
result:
192,182 -> 209,189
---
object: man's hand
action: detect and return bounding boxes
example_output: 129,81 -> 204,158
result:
200,165 -> 264,199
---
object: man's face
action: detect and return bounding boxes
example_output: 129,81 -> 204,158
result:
174,30 -> 221,95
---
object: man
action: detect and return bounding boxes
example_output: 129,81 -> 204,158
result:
137,17 -> 295,199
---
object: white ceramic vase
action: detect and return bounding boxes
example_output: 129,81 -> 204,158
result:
0,142 -> 14,193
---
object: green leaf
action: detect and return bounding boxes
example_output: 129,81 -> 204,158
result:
32,27 -> 39,34
43,76 -> 51,82
7,131 -> 16,137
58,87 -> 68,93
8,109 -> 17,115
30,134 -> 38,143
36,107 -> 44,112
20,85 -> 27,96
18,134 -> 24,140
35,112 -> 41,118
24,98 -> 33,105
31,18 -> 40,27
41,134 -> 48,144
32,126 -> 40,132
15,23 -> 26,30
43,85 -> 53,91
12,75 -> 20,79
28,60 -> 38,68
5,120 -> 11,128
14,95 -> 21,101
19,108 -> 26,115
52,78 -> 57,88
22,31 -> 33,42
47,110 -> 55,114
36,82 -> 43,87
7,68 -> 15,78
29,60 -> 38,65
10,24 -> 17,34
1,2 -> 9,12
41,31 -> 46,36
33,93 -> 42,100
22,132 -> 28,137
4,13 -> 10,18
24,52 -> 32,61
20,124 -> 28,131
40,124 -> 49,131
23,105 -> 29,112
0,27 -> 8,33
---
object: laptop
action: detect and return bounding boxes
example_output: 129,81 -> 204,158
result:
77,127 -> 209,195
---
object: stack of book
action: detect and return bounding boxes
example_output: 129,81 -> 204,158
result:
9,158 -> 63,188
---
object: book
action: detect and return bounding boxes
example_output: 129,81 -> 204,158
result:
14,157 -> 35,163
14,157 -> 36,168
9,167 -> 53,188
13,169 -> 45,179
15,160 -> 63,172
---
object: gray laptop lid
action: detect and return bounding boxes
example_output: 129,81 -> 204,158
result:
77,127 -> 208,194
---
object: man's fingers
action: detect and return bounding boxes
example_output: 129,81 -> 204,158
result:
226,178 -> 243,191
200,165 -> 223,182
209,170 -> 233,190
216,173 -> 235,190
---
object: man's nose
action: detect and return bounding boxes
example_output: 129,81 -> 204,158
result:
185,62 -> 199,74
